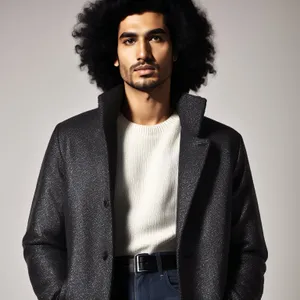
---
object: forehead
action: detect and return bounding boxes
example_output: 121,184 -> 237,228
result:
118,12 -> 168,35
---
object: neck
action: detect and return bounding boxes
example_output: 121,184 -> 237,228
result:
121,79 -> 173,125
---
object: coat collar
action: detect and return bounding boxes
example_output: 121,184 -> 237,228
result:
97,84 -> 207,138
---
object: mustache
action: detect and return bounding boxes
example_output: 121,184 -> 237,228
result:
131,62 -> 159,71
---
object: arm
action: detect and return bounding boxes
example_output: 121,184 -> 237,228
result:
224,135 -> 268,300
22,124 -> 67,300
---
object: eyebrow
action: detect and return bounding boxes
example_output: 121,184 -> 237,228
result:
119,28 -> 167,39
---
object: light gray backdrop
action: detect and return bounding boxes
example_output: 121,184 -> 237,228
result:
0,0 -> 299,299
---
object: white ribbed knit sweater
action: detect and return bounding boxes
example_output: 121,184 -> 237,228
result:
113,111 -> 181,256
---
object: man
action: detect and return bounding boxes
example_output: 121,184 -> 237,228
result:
22,0 -> 268,299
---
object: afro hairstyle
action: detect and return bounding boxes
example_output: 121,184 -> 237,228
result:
72,0 -> 217,99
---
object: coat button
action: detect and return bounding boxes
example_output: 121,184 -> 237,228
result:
103,199 -> 109,208
102,251 -> 109,260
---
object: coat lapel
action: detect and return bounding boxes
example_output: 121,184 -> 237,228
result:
175,94 -> 211,252
97,85 -> 125,202
97,85 -> 211,253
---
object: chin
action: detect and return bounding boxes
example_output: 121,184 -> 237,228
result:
134,79 -> 162,90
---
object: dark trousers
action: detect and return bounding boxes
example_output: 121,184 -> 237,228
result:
111,251 -> 180,300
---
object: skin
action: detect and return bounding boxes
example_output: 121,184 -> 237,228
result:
114,12 -> 177,125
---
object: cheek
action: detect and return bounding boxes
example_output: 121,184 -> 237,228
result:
118,55 -> 132,78
153,45 -> 172,63
157,51 -> 173,72
118,51 -> 132,68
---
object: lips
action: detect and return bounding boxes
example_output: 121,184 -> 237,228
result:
134,65 -> 155,71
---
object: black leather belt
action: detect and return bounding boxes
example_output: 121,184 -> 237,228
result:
114,252 -> 177,273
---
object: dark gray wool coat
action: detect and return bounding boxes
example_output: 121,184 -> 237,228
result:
22,84 -> 268,300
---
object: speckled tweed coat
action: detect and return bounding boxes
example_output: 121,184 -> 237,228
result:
22,84 -> 268,300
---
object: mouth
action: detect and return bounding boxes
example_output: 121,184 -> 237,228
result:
134,65 -> 155,71
134,65 -> 156,76
135,68 -> 155,75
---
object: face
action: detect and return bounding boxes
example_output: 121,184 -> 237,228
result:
114,12 -> 175,92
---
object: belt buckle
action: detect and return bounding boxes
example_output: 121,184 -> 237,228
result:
134,253 -> 150,273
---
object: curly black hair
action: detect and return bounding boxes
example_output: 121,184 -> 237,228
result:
72,0 -> 216,98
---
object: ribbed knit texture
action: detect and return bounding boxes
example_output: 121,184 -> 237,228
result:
113,111 -> 181,256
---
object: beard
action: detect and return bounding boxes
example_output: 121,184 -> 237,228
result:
125,77 -> 162,92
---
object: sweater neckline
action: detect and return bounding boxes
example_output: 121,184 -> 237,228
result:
117,112 -> 180,135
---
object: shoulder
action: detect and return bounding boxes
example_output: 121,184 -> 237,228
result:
201,116 -> 245,164
202,116 -> 242,141
54,108 -> 99,137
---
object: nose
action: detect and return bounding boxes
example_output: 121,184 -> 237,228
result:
137,39 -> 153,61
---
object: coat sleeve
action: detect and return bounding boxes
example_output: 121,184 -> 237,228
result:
22,124 -> 67,300
224,135 -> 268,300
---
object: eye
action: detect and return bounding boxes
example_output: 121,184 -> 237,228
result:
151,35 -> 162,42
124,38 -> 135,45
